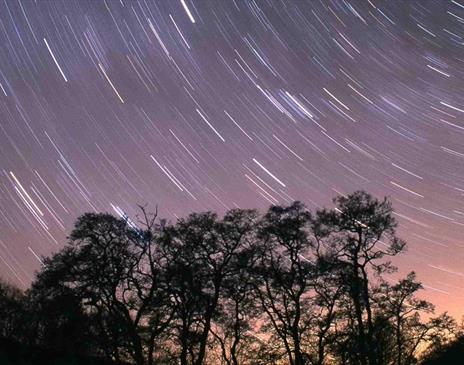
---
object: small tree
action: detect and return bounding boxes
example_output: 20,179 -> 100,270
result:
376,272 -> 434,365
0,279 -> 25,341
26,272 -> 95,355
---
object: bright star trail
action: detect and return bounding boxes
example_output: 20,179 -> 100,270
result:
0,0 -> 464,317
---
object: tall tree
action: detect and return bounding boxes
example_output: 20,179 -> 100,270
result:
311,191 -> 406,365
161,209 -> 257,365
29,211 -> 173,365
209,229 -> 259,365
1,190 -> 456,365
253,201 -> 316,365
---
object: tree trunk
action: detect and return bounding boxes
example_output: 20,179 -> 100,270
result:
396,314 -> 402,365
132,334 -> 145,365
194,318 -> 211,365
361,266 -> 376,365
231,299 -> 241,365
292,312 -> 303,365
180,320 -> 189,365
351,260 -> 368,365
147,332 -> 156,365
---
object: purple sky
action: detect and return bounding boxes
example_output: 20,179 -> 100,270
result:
1,0 -> 464,317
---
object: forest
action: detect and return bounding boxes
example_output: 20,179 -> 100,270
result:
0,191 -> 462,365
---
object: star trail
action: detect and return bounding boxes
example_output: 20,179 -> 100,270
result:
0,0 -> 464,317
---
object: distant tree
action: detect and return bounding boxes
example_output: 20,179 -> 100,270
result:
245,339 -> 282,365
0,279 -> 25,340
210,281 -> 258,365
375,272 -> 457,365
303,261 -> 345,365
26,272 -> 94,355
421,334 -> 464,365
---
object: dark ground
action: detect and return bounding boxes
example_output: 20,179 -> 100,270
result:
0,337 -> 125,365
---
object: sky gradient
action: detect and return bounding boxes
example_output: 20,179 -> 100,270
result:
0,0 -> 464,317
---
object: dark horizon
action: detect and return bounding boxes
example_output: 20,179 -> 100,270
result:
0,0 -> 464,320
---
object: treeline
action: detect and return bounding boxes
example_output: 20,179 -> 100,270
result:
0,191 -> 459,365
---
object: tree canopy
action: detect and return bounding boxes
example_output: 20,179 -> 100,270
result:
0,191 -> 458,365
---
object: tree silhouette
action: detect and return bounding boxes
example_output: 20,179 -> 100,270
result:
311,191 -> 406,365
421,334 -> 464,365
252,201 -> 317,365
0,279 -> 25,340
161,209 -> 258,365
209,210 -> 261,365
29,211 -> 173,365
26,272 -> 94,355
376,272 -> 433,365
0,191 -> 458,365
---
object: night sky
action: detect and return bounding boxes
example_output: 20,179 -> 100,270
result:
1,0 -> 464,316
